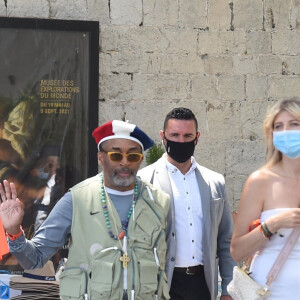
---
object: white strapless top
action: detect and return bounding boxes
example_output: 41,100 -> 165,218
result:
250,208 -> 300,299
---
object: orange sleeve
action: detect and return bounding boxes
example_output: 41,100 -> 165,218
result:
0,217 -> 9,260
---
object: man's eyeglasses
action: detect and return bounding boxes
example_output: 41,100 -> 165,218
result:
102,151 -> 143,163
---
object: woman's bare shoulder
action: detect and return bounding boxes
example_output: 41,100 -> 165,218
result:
247,167 -> 274,184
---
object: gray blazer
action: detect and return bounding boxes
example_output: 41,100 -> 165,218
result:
138,157 -> 236,300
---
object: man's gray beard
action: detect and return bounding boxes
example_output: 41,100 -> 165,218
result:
112,167 -> 136,187
112,175 -> 135,187
112,168 -> 136,187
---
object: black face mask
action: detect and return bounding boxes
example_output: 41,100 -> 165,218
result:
164,136 -> 197,163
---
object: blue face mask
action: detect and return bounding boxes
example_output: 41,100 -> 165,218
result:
273,130 -> 300,159
38,168 -> 49,180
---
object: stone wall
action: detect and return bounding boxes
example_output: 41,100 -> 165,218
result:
1,0 -> 300,210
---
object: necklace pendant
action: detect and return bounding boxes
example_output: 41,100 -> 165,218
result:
120,252 -> 130,268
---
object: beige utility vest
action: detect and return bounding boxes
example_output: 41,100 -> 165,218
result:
59,174 -> 170,300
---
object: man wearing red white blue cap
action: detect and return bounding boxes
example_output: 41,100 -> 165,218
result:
0,120 -> 170,300
93,120 -> 154,152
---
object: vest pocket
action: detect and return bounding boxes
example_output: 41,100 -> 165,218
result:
132,202 -> 162,248
88,250 -> 122,300
137,260 -> 159,299
59,267 -> 88,300
88,260 -> 113,299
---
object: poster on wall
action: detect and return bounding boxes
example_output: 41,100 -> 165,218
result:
0,17 -> 99,273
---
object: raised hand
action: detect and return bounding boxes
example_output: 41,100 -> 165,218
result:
0,180 -> 24,235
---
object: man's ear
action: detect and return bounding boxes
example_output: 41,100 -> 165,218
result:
97,152 -> 104,166
159,130 -> 164,141
195,132 -> 201,145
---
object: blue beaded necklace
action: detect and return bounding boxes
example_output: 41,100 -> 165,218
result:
100,174 -> 138,240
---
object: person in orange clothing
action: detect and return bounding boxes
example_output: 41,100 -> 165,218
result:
0,216 -> 9,260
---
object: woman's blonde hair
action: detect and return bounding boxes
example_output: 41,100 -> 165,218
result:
264,98 -> 300,167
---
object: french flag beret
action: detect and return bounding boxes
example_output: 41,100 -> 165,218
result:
92,120 -> 154,151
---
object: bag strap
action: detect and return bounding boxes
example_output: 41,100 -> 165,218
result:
266,227 -> 300,286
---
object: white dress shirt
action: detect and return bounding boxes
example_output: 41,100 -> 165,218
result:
165,155 -> 203,267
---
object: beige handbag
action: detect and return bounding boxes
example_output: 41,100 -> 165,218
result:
227,265 -> 270,300
227,228 -> 300,300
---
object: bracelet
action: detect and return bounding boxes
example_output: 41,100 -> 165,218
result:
262,222 -> 274,237
6,227 -> 23,241
261,222 -> 274,239
259,225 -> 270,240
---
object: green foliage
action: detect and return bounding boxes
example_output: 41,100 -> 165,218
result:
145,142 -> 165,165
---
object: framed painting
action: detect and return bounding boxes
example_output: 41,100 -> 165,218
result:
0,17 -> 99,273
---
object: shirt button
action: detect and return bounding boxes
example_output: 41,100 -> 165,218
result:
188,207 -> 190,210
192,240 -> 194,243
172,232 -> 175,237
192,256 -> 195,259
171,257 -> 175,262
190,223 -> 192,226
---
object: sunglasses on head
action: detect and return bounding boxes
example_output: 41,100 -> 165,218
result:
102,151 -> 143,162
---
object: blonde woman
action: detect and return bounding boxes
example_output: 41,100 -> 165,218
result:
230,98 -> 300,299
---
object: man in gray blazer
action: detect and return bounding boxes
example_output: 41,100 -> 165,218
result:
138,107 -> 235,300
